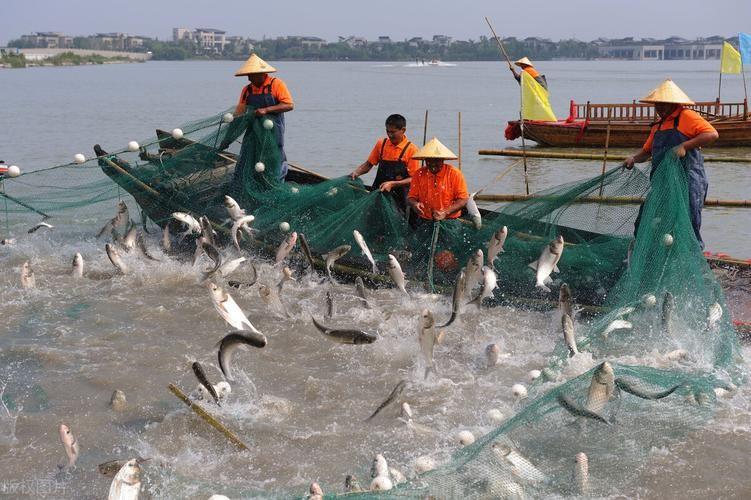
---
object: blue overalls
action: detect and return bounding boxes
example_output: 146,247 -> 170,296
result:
242,78 -> 288,179
372,138 -> 413,214
649,109 -> 709,247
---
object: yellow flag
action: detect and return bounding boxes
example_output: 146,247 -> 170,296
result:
721,41 -> 742,74
521,71 -> 557,122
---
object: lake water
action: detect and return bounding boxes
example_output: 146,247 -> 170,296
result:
0,60 -> 750,499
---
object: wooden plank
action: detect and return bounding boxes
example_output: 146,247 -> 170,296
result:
478,148 -> 751,163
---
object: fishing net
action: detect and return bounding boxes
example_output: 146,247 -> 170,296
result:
1,110 -> 743,497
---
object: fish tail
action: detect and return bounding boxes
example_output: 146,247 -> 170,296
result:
439,312 -> 457,328
536,283 -> 552,293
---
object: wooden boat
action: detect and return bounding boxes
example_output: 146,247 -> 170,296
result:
94,130 -> 751,337
506,99 -> 751,148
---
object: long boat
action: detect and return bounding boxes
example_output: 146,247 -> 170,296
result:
505,99 -> 751,148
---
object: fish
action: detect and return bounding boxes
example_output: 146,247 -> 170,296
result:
706,302 -> 722,331
355,276 -> 371,309
463,249 -> 484,298
207,282 -> 262,334
467,265 -> 497,307
59,423 -> 79,469
107,458 -> 141,500
322,244 -> 351,280
214,381 -> 232,402
371,454 -> 389,479
98,458 -> 150,478
440,269 -> 466,328
466,192 -> 482,229
366,380 -> 407,422
1,238 -> 16,246
227,261 -> 258,289
418,309 -> 445,379
209,257 -> 246,282
625,238 -> 635,269
400,402 -> 413,421
556,393 -> 610,425
574,452 -> 589,495
135,232 -> 160,261
198,216 -> 217,247
311,316 -> 377,344
325,290 -> 334,319
344,474 -> 364,493
353,230 -> 378,274
216,331 -> 268,382
276,266 -> 296,293
140,209 -> 150,234
192,361 -> 220,405
97,201 -> 129,238
105,243 -> 129,274
559,283 -> 574,319
662,291 -> 674,336
275,231 -> 297,266
486,225 -> 508,264
110,390 -> 127,411
387,253 -> 408,295
309,482 -> 323,500
198,242 -> 222,276
491,442 -> 548,483
27,221 -> 54,233
120,222 -> 138,252
486,343 -> 501,367
231,215 -> 256,252
171,211 -> 201,240
20,261 -> 36,289
223,195 -> 246,221
528,235 -> 564,293
161,221 -> 172,253
601,319 -> 633,339
614,378 -> 684,400
562,313 -> 579,357
259,284 -> 289,318
297,233 -> 317,272
585,361 -> 615,415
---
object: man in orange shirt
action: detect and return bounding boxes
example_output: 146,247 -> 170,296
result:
510,57 -> 548,90
408,137 -> 469,223
624,79 -> 718,247
349,114 -> 419,213
233,54 -> 294,179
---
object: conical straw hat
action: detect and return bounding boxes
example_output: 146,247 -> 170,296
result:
514,57 -> 534,67
234,54 -> 277,76
412,137 -> 458,160
639,79 -> 694,105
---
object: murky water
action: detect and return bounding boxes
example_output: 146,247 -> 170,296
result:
0,61 -> 750,498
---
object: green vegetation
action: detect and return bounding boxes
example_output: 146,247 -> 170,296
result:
44,51 -> 133,65
0,52 -> 27,68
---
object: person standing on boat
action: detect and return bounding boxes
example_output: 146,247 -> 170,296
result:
623,79 -> 718,248
510,57 -> 548,90
233,54 -> 294,179
407,138 -> 469,223
349,114 -> 420,213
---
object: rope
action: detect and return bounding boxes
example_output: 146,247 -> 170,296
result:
1,181 -> 9,234
475,158 -> 524,196
426,221 -> 441,293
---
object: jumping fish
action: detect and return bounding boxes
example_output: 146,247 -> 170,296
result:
614,378 -> 684,400
463,249 -> 484,297
486,225 -> 508,264
344,474 -> 364,493
223,195 -> 246,221
59,423 -> 79,469
97,201 -> 129,238
161,221 -> 172,253
559,283 -> 574,319
574,452 -> 590,495
199,216 -> 217,247
98,458 -> 149,478
105,243 -> 129,275
231,215 -> 256,252
259,284 -> 289,318
662,291 -> 674,336
492,442 -> 548,483
562,313 -> 579,357
20,261 -> 35,289
585,361 -> 615,415
355,276 -> 371,309
387,253 -> 408,295
466,192 -> 482,229
298,233 -> 317,272
227,261 -> 258,289
275,231 -> 297,267
27,221 -> 54,234
325,290 -> 334,319
467,265 -> 497,307
528,235 -> 564,293
207,282 -> 262,334
198,242 -> 222,276
366,380 -> 407,422
486,343 -> 501,367
171,212 -> 201,239
136,232 -> 160,261
191,361 -> 220,405
353,230 -> 378,274
71,253 -> 84,278
440,269 -> 466,328
322,244 -> 351,280
556,393 -> 610,425
418,309 -> 444,379
309,482 -> 323,500
216,331 -> 268,382
107,458 -> 141,500
120,222 -> 138,252
706,302 -> 722,332
601,319 -> 633,339
214,257 -> 246,280
311,316 -> 377,344
276,266 -> 295,292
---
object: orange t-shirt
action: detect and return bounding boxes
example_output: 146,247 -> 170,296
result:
642,107 -> 716,152
408,163 -> 469,219
366,137 -> 420,177
236,75 -> 293,114
523,66 -> 541,79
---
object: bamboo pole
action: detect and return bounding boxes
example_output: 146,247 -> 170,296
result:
168,384 -> 249,451
478,148 -> 751,163
519,113 -> 530,195
474,193 -> 751,207
101,156 -> 160,197
598,115 -> 612,197
423,110 -> 429,146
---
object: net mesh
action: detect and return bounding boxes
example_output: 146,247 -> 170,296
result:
0,110 -> 742,498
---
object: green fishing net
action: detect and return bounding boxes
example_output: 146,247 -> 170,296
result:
1,110 -> 742,497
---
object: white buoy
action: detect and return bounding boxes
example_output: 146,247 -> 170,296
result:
7,165 -> 21,177
208,496 -> 231,500
642,294 -> 657,308
73,153 -> 86,164
262,118 -> 274,130
254,162 -> 265,172
171,128 -> 184,140
290,186 -> 299,194
127,141 -> 140,152
414,455 -> 436,474
528,369 -> 542,381
662,234 -> 674,247
512,383 -> 528,399
456,430 -> 475,446
486,409 -> 504,424
222,112 -> 234,123
279,222 -> 290,232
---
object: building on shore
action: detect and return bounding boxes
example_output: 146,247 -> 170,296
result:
19,32 -> 73,49
595,36 -> 731,60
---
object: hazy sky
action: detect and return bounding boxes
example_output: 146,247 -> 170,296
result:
3,0 -> 750,44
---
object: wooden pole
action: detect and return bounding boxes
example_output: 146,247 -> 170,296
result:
474,193 -> 751,207
484,17 -> 514,69
423,109 -> 429,146
519,112 -> 530,195
718,71 -> 723,102
457,111 -> 462,170
477,148 -> 751,163
598,114 -> 612,197
168,384 -> 249,451
101,156 -> 160,197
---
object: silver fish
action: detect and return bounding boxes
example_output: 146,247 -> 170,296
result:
259,284 -> 289,318
1,238 -> 16,246
706,302 -> 722,331
218,257 -> 246,278
355,276 -> 371,309
223,195 -> 246,221
20,261 -> 35,289
27,221 -> 54,233
322,244 -> 351,280
275,231 -> 297,266
387,253 -> 408,294
586,361 -> 615,415
309,482 -> 324,500
216,330 -> 268,382
199,216 -> 217,247
311,316 -> 377,344
487,225 -> 508,264
298,233 -> 317,272
324,290 -> 334,319
662,291 -> 674,336
559,283 -> 573,319
71,253 -> 84,278
161,221 -> 172,253
467,265 -> 497,307
440,269 -> 466,328
135,232 -> 160,261
466,192 -> 482,229
528,235 -> 564,293
121,222 -> 137,252
418,309 -> 444,379
198,242 -> 222,276
556,393 -> 610,425
614,378 -> 684,400
192,361 -> 220,405
171,211 -> 201,239
562,313 -> 579,357
353,230 -> 378,274
492,442 -> 548,483
366,380 -> 407,422
463,249 -> 484,297
231,215 -> 255,252
105,243 -> 129,274
574,452 -> 589,495
98,458 -> 149,478
97,201 -> 129,238
344,474 -> 364,493
107,458 -> 141,500
59,423 -> 79,469
276,266 -> 296,292
601,319 -> 633,339
485,343 -> 501,368
371,454 -> 389,478
207,282 -> 262,333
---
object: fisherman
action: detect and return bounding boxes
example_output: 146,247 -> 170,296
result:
407,137 -> 469,225
349,114 -> 419,213
510,57 -> 548,90
623,79 -> 718,248
232,54 -> 294,180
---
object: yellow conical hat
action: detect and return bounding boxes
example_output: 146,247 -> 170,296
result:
514,57 -> 534,67
639,79 -> 694,105
412,137 -> 458,160
234,54 -> 277,76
